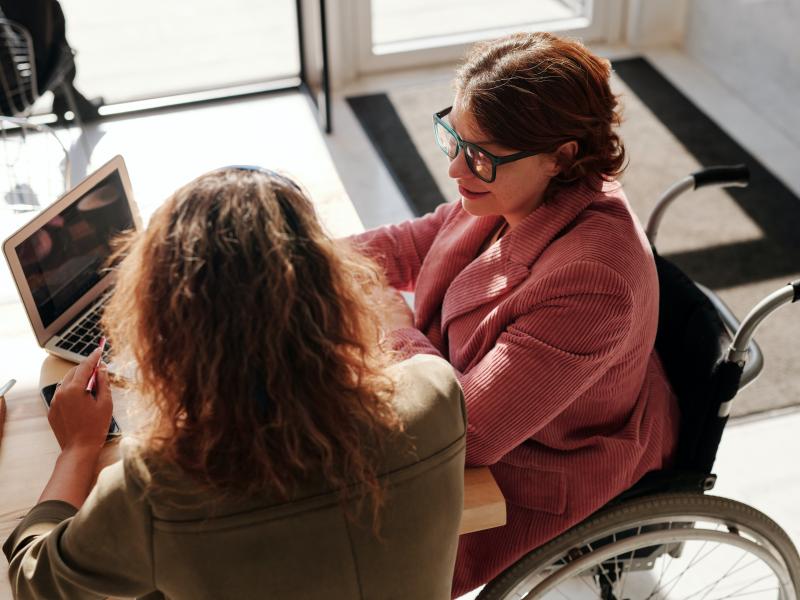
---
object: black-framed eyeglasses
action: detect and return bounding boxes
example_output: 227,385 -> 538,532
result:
433,106 -> 538,183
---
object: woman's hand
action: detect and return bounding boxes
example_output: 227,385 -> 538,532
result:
38,349 -> 114,508
48,348 -> 113,456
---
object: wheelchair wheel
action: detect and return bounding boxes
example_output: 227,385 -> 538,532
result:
478,492 -> 800,600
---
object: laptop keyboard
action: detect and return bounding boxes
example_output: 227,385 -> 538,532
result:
54,300 -> 112,359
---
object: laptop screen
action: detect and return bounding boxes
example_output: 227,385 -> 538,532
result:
14,170 -> 135,328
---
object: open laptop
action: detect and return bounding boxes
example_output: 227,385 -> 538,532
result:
3,155 -> 141,364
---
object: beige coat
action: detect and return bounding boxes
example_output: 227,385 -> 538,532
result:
4,355 -> 466,599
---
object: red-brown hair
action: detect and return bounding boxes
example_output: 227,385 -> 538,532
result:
455,31 -> 625,197
103,168 -> 401,516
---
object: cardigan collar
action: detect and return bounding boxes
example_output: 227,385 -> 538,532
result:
418,181 -> 600,333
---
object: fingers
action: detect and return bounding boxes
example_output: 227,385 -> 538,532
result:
59,365 -> 78,386
73,347 -> 104,384
94,366 -> 113,409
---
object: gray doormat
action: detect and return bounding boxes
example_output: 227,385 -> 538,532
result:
347,58 -> 800,418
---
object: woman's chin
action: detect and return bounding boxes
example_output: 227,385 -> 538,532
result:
460,195 -> 496,217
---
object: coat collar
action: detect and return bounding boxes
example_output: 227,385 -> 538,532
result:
420,181 -> 599,332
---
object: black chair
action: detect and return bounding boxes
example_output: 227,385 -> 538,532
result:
0,0 -> 99,124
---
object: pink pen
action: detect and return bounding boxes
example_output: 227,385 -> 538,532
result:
85,337 -> 107,393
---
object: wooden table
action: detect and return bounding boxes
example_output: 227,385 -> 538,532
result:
0,352 -> 505,598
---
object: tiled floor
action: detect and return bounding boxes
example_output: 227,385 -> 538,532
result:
1,44 -> 799,599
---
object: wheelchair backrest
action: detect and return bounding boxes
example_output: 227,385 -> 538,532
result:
653,250 -> 743,474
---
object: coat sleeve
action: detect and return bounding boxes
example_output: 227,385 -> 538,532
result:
349,202 -> 453,291
3,459 -> 157,599
459,261 -> 635,466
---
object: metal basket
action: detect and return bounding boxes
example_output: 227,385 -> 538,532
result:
0,18 -> 38,116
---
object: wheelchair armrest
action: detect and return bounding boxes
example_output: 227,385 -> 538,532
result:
695,283 -> 763,389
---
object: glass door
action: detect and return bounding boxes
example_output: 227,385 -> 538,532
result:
59,0 -> 301,107
355,0 -> 619,74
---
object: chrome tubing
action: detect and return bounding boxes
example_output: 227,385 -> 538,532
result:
645,176 -> 693,245
645,165 -> 750,245
718,281 -> 800,417
696,283 -> 763,390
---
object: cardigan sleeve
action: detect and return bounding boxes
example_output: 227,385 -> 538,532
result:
459,261 -> 635,466
350,202 -> 453,291
3,458 -> 156,599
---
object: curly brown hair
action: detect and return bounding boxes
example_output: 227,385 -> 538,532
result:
103,167 -> 401,515
455,31 -> 626,198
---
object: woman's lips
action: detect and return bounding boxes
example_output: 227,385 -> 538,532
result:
458,185 -> 490,200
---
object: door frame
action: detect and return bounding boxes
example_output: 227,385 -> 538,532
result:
344,0 -> 625,77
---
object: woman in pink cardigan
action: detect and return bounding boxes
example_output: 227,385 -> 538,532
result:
352,31 -> 681,598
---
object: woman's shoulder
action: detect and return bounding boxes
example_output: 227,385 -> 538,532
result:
553,180 -> 651,264
117,438 -> 193,503
117,438 -> 154,490
385,355 -> 466,464
530,180 -> 656,306
579,178 -> 633,221
117,437 -> 255,516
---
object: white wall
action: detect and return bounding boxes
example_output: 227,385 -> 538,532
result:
626,0 -> 689,47
684,0 -> 800,148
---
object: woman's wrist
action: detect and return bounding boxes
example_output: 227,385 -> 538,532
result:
38,444 -> 104,507
60,443 -> 104,464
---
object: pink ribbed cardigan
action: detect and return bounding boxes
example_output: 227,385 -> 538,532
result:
352,179 -> 680,597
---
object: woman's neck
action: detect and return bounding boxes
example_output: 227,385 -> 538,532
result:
483,219 -> 509,251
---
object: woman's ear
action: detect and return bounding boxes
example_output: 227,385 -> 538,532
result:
554,141 -> 578,174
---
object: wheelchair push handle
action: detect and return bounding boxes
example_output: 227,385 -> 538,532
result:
645,165 -> 750,244
691,164 -> 750,189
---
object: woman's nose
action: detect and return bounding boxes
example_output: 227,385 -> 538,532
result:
448,149 -> 472,180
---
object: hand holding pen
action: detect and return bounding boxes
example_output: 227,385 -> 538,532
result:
85,337 -> 106,393
49,344 -> 113,453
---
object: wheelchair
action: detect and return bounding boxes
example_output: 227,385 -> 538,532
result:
478,165 -> 800,599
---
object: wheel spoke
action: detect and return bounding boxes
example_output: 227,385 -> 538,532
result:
677,557 -> 762,600
694,553 -> 749,600
658,541 -> 723,598
618,526 -> 643,599
498,495 -> 798,600
712,573 -> 776,600
613,531 -> 620,597
645,537 -> 675,600
714,585 -> 780,599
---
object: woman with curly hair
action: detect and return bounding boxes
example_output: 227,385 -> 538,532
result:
352,32 -> 681,596
4,167 -> 466,599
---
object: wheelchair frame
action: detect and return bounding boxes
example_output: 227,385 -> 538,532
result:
477,165 -> 800,600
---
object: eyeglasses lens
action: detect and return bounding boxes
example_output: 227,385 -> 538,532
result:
435,121 -> 458,159
465,146 -> 494,182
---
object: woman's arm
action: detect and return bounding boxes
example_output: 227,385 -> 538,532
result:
459,262 -> 635,466
4,458 -> 155,600
38,348 -> 113,508
380,260 -> 636,465
349,201 -> 453,291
